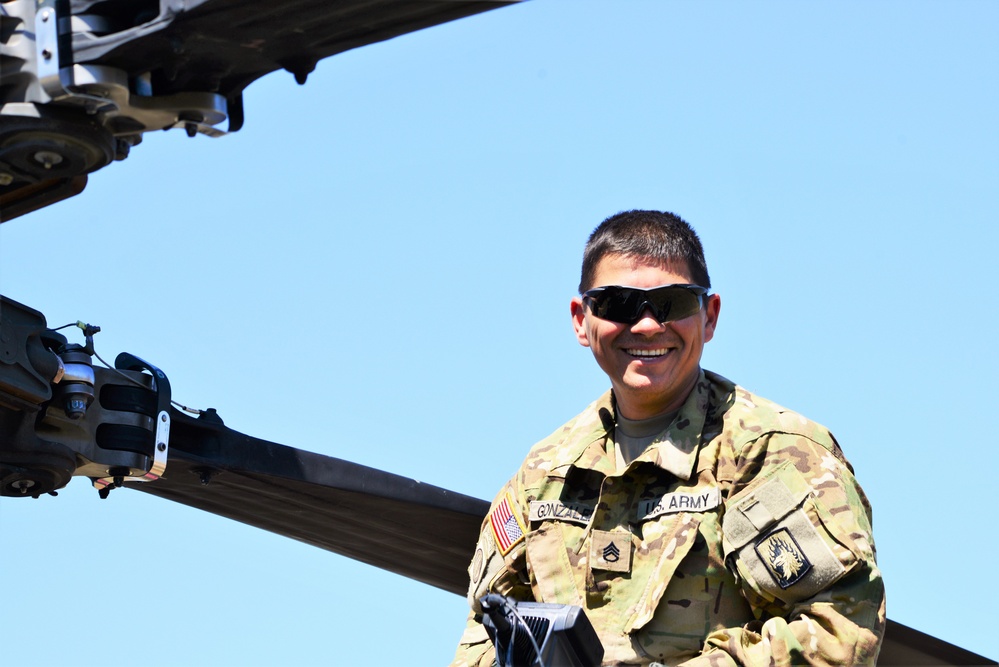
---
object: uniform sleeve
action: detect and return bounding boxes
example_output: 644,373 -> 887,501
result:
450,479 -> 533,667
681,431 -> 885,667
450,611 -> 496,667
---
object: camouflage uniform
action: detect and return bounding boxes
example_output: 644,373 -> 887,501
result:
451,371 -> 884,666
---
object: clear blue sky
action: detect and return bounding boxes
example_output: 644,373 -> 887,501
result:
1,1 -> 996,664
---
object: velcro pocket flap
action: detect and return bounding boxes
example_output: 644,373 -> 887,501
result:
722,460 -> 810,553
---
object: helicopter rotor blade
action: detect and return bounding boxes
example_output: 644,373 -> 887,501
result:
127,407 -> 488,595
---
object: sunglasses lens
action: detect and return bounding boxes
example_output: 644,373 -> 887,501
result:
650,288 -> 701,321
608,288 -> 646,321
586,286 -> 705,324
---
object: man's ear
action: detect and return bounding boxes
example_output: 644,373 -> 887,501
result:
571,297 -> 591,348
703,293 -> 721,343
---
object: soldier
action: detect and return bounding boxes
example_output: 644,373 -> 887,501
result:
451,210 -> 885,666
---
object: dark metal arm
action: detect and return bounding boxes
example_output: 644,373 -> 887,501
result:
0,293 -> 486,592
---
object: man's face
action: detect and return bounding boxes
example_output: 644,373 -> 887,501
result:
571,253 -> 721,420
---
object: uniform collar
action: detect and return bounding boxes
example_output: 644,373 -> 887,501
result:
550,370 -> 711,481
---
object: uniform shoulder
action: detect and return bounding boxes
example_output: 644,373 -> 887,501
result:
518,390 -> 614,475
705,370 -> 840,455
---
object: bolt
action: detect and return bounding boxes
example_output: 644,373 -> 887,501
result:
33,150 -> 63,170
185,122 -> 197,138
114,138 -> 130,161
157,442 -> 166,452
41,48 -> 52,61
41,9 -> 51,21
161,414 -> 168,422
0,172 -> 13,186
65,397 -> 87,417
12,479 -> 34,495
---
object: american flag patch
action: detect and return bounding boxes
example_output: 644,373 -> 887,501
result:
489,493 -> 526,555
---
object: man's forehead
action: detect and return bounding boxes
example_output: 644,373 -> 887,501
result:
591,253 -> 694,285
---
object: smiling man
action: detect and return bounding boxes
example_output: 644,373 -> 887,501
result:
452,210 -> 885,666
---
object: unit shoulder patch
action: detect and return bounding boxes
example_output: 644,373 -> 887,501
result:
755,527 -> 812,589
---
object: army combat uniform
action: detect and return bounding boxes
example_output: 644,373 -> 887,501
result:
451,371 -> 885,666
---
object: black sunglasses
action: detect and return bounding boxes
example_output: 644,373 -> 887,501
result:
582,284 -> 709,325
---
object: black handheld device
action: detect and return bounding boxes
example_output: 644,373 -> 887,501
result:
480,595 -> 604,667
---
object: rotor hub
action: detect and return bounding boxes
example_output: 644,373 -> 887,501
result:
0,111 -> 115,186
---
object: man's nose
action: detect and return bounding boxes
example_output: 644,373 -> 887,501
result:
630,307 -> 666,334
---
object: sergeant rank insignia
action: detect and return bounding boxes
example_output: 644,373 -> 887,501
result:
489,493 -> 527,556
590,530 -> 631,573
755,527 -> 812,589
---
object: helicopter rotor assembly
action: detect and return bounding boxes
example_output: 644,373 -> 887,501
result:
0,296 -> 171,498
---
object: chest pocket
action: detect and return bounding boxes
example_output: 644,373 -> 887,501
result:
721,460 -> 862,606
622,512 -> 703,633
524,521 -> 586,607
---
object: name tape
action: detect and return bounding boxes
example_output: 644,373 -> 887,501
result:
638,487 -> 721,521
529,500 -> 594,526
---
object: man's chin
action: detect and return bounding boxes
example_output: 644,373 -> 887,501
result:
617,376 -> 674,402
622,366 -> 675,389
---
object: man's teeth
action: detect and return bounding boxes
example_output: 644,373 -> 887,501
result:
626,348 -> 668,357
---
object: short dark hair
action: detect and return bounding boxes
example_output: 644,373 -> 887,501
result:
578,210 -> 711,293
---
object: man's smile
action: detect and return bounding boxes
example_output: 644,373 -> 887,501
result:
624,347 -> 671,358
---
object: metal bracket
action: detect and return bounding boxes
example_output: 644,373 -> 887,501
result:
92,353 -> 171,492
59,65 -> 229,136
33,2 -> 227,137
34,1 -> 62,101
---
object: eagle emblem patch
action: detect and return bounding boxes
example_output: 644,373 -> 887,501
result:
489,493 -> 526,556
755,527 -> 812,589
